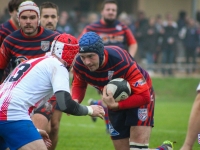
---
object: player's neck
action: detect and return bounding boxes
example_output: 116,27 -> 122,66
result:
10,17 -> 20,29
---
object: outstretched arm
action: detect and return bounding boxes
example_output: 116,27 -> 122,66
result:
55,91 -> 105,119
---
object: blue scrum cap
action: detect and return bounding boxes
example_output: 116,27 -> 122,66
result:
79,31 -> 104,66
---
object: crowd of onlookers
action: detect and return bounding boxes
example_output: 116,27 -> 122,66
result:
1,8 -> 200,76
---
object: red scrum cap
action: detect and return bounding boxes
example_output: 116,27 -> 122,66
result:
50,33 -> 79,69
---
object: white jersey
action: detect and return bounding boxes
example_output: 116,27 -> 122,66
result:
0,56 -> 70,121
197,82 -> 200,91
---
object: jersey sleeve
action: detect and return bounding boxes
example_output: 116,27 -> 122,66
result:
125,62 -> 149,94
71,69 -> 88,103
0,41 -> 11,69
125,27 -> 137,46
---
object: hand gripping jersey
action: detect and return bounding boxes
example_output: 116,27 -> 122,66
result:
79,19 -> 136,50
0,56 -> 70,121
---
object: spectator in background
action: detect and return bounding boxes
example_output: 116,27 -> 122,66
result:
183,18 -> 199,74
154,14 -> 165,64
161,12 -> 178,76
134,10 -> 148,61
176,11 -> 188,65
196,10 -> 200,24
177,10 -> 187,32
56,10 -> 75,35
76,12 -> 99,37
87,12 -> 99,24
143,17 -> 159,74
0,8 -> 10,24
118,11 -> 136,36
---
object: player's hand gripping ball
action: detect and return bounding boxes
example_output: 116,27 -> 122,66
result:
106,78 -> 131,102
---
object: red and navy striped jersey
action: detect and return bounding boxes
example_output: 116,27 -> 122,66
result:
0,20 -> 18,46
0,26 -> 59,69
72,46 -> 152,101
79,19 -> 136,50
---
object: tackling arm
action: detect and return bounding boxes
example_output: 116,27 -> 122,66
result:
71,71 -> 88,103
55,91 -> 91,116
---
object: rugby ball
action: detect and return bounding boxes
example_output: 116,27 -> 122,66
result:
106,78 -> 131,102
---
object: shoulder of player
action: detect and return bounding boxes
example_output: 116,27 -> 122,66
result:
2,29 -> 20,42
0,22 -> 11,37
0,20 -> 10,28
105,46 -> 133,63
105,46 -> 125,55
41,56 -> 67,70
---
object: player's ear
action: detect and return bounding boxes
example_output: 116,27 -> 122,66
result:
38,19 -> 40,26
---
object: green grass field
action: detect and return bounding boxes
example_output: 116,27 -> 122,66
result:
56,77 -> 200,150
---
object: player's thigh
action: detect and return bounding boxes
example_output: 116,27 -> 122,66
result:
130,126 -> 152,143
112,138 -> 130,150
19,139 -> 47,150
51,109 -> 62,129
32,113 -> 49,131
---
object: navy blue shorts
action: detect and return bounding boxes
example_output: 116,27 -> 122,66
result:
0,120 -> 42,150
108,87 -> 155,140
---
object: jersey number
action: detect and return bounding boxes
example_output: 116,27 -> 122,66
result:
9,63 -> 30,82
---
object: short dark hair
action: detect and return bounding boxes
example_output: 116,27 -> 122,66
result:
8,0 -> 24,13
40,1 -> 59,15
101,0 -> 118,10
